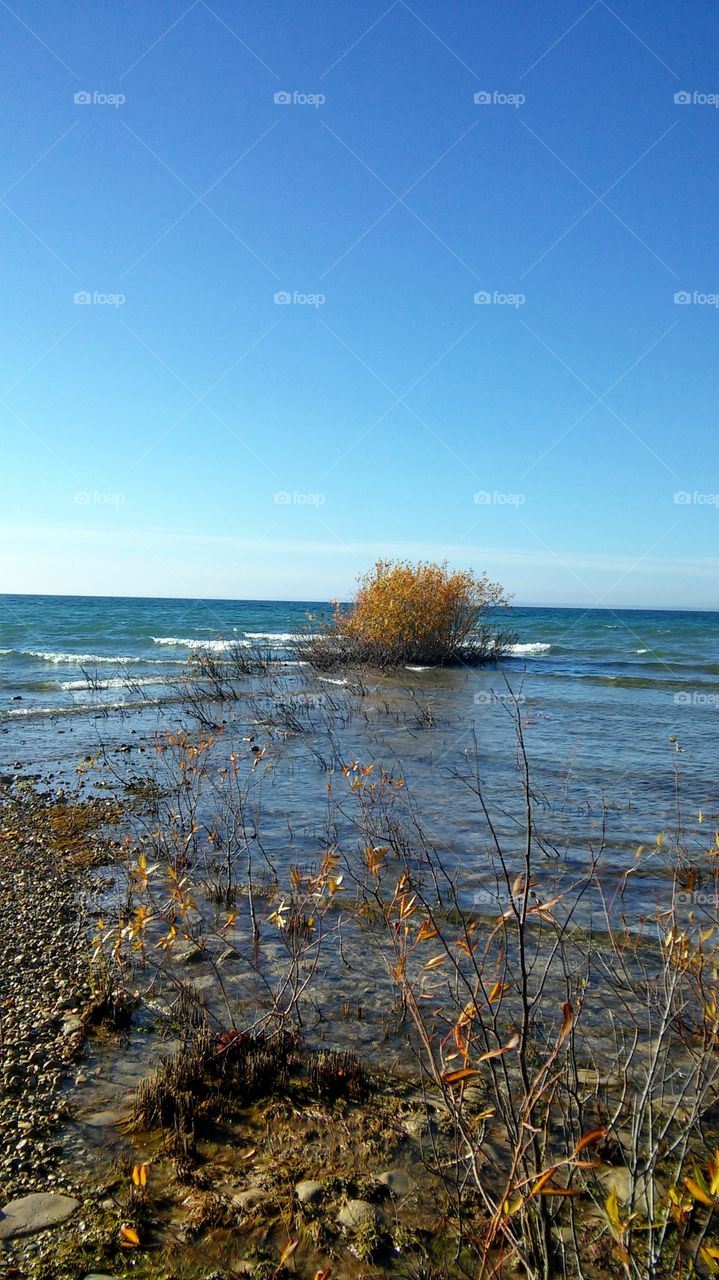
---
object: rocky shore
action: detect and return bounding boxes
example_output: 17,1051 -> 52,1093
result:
0,782 -> 125,1277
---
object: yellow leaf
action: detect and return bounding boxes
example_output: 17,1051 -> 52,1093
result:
131,1163 -> 148,1187
700,1246 -> 719,1273
685,1176 -> 716,1208
424,954 -> 448,970
120,1224 -> 140,1247
278,1238 -> 298,1266
605,1185 -> 622,1230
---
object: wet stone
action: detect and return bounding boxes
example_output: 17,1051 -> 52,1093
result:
0,1192 -> 80,1238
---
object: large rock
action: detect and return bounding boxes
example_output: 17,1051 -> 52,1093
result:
295,1179 -> 323,1204
0,1192 -> 80,1238
337,1199 -> 377,1231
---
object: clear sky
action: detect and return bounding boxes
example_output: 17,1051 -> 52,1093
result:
1,0 -> 717,607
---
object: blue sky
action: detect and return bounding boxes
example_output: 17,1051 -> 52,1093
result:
1,0 -> 717,606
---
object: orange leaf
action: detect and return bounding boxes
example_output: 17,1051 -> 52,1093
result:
120,1224 -> 140,1247
424,954 -> 448,970
574,1126 -> 608,1155
530,1168 -> 558,1197
442,1067 -> 481,1084
417,918 -> 438,942
558,1001 -> 574,1043
488,980 -> 510,1002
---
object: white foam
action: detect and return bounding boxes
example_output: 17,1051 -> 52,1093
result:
2,697 -> 163,720
318,676 -> 348,686
59,676 -> 167,691
152,636 -> 235,651
507,642 -> 551,656
27,650 -> 164,665
244,631 -> 318,642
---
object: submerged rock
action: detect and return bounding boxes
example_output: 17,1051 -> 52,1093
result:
0,1192 -> 80,1238
377,1168 -> 411,1196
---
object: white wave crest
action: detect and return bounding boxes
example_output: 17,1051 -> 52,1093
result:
27,650 -> 170,665
244,631 -> 318,642
507,642 -> 552,656
152,636 -> 236,651
59,676 -> 168,692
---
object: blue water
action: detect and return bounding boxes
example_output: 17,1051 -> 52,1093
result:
1,595 -> 717,921
0,595 -> 717,715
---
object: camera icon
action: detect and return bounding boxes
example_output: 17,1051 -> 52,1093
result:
673,491 -> 692,505
674,291 -> 692,305
673,691 -> 692,704
73,290 -> 92,304
274,91 -> 292,105
474,291 -> 492,305
674,91 -> 692,105
73,491 -> 91,505
473,691 -> 492,704
273,490 -> 291,505
74,90 -> 92,105
274,291 -> 292,305
474,91 -> 492,105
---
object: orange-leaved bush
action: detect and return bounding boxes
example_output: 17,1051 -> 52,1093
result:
300,560 -> 513,670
